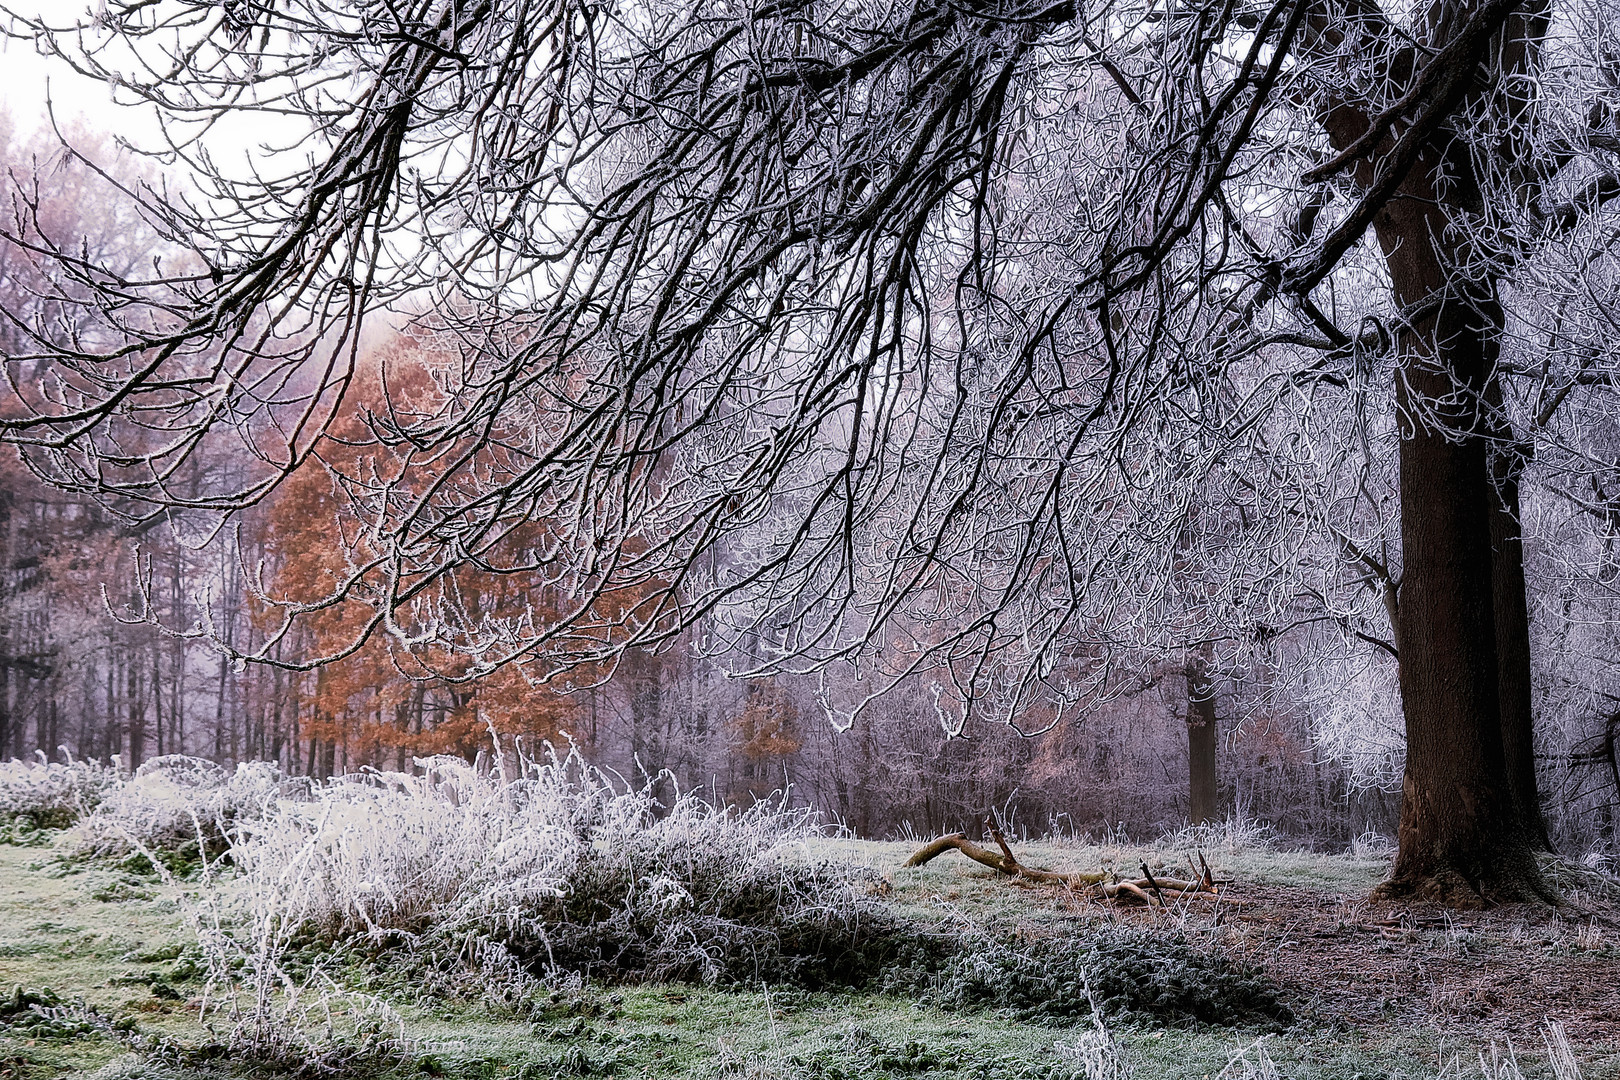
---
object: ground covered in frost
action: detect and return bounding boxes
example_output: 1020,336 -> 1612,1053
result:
0,757 -> 1616,1080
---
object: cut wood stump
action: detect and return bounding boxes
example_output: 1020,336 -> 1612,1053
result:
904,825 -> 1219,905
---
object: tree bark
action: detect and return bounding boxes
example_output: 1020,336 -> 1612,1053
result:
1487,435 -> 1553,851
1186,659 -> 1219,826
1315,17 -> 1551,901
1361,152 -> 1546,904
1388,345 -> 1541,903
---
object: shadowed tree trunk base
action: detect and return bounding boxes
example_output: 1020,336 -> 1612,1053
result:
1373,862 -> 1551,907
1373,783 -> 1554,907
1373,854 -> 1548,906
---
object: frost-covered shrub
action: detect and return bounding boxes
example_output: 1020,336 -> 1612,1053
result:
222,751 -> 881,988
883,926 -> 1292,1029
0,755 -> 119,830
79,755 -> 283,860
1055,1012 -> 1133,1080
1157,814 -> 1278,854
1217,1037 -> 1282,1080
1349,830 -> 1397,858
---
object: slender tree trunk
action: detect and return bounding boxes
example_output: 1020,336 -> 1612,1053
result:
105,657 -> 118,766
587,684 -> 599,750
627,650 -> 662,773
274,664 -> 290,770
152,641 -> 164,758
169,554 -> 185,756
44,694 -> 57,759
0,483 -> 13,759
0,647 -> 10,759
1186,658 -> 1219,826
127,660 -> 147,770
214,652 -> 230,763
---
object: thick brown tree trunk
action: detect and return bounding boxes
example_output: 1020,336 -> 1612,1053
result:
1186,659 -> 1219,826
1310,0 -> 1553,904
1487,439 -> 1553,851
1387,350 -> 1541,903
1362,159 -> 1547,904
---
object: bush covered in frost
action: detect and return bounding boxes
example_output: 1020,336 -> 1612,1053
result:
882,925 -> 1292,1029
78,755 -> 284,861
0,755 -> 120,831
221,751 -> 884,989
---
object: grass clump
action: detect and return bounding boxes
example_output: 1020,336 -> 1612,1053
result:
884,926 -> 1291,1030
1155,815 -> 1278,855
215,750 -> 885,996
717,1030 -> 966,1080
0,986 -> 136,1041
713,1022 -> 1135,1080
0,755 -> 119,834
77,755 -> 283,865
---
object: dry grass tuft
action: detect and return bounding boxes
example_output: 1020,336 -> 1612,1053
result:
77,755 -> 283,862
0,754 -> 119,832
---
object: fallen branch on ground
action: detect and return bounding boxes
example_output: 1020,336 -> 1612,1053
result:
904,826 -> 1219,905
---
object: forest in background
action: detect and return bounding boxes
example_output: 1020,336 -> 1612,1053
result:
10,4 -> 1620,1076
0,109 -> 1613,856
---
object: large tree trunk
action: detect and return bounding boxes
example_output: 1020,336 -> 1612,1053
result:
1364,154 -> 1547,904
1387,343 -> 1542,902
1309,0 -> 1553,904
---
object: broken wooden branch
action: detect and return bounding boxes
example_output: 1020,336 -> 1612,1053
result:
1140,861 -> 1166,905
904,828 -> 1219,905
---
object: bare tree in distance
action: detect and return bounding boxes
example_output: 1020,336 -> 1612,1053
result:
5,0 -> 1620,901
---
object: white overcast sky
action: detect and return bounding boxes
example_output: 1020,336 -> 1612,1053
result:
1,8 -> 277,166
1,17 -> 147,141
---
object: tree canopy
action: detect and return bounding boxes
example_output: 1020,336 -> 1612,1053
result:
7,0 -> 1620,900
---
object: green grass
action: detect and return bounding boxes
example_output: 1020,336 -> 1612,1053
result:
1,834 -> 1614,1080
0,841 -> 200,1078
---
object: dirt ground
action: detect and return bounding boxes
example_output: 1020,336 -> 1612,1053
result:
1085,877 -> 1620,1048
877,835 -> 1620,1057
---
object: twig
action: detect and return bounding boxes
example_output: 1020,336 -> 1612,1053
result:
1140,862 -> 1166,905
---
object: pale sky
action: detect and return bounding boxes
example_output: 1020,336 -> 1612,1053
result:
1,20 -> 150,142
0,9 -> 288,169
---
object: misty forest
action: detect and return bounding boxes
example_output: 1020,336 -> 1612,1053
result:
2,0 -> 1620,1077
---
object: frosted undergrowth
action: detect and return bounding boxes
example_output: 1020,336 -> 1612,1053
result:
0,754 -> 119,831
1433,1021 -> 1585,1080
1157,813 -> 1279,854
211,748 -> 876,996
78,755 -> 283,858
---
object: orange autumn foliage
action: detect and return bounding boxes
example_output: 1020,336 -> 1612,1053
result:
249,335 -> 598,768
